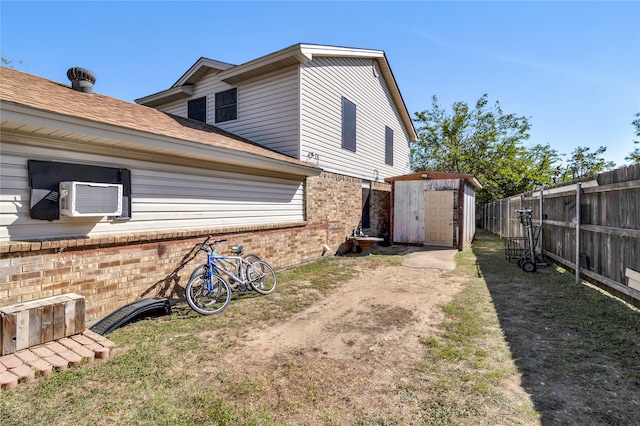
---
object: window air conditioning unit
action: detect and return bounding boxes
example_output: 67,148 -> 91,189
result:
59,181 -> 123,217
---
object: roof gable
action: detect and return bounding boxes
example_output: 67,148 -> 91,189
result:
135,43 -> 417,142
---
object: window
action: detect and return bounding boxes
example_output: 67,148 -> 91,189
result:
341,96 -> 356,152
27,160 -> 132,221
361,185 -> 371,228
187,96 -> 207,122
215,88 -> 237,123
385,126 -> 394,166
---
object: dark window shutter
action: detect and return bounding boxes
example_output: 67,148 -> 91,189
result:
188,97 -> 207,122
215,88 -> 237,123
385,126 -> 394,166
342,97 -> 356,152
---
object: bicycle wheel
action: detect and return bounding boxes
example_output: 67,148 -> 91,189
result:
190,261 -> 227,286
242,253 -> 262,276
189,264 -> 206,283
247,260 -> 277,295
243,253 -> 261,263
185,272 -> 231,315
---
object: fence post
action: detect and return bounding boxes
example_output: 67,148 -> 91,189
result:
509,197 -> 513,239
499,200 -> 503,238
575,182 -> 581,284
540,188 -> 544,257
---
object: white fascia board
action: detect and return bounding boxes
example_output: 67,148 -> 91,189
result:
134,85 -> 194,107
374,54 -> 417,142
0,102 -> 322,177
217,44 -> 313,84
299,44 -> 385,59
173,57 -> 235,87
135,58 -> 235,105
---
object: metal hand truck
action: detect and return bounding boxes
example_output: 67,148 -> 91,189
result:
503,209 -> 546,272
514,209 -> 545,272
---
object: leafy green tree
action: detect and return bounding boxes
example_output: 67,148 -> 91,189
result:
561,146 -> 616,181
412,94 -> 559,204
625,113 -> 640,163
1,53 -> 24,69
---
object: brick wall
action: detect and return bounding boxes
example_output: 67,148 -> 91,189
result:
367,181 -> 391,241
0,172 -> 379,321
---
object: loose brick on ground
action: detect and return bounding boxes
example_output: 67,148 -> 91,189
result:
71,334 -> 96,346
43,354 -> 69,371
0,329 -> 115,390
0,354 -> 22,369
44,341 -> 68,353
0,370 -> 19,390
82,329 -> 116,348
30,345 -> 55,358
58,337 -> 82,350
9,364 -> 35,383
86,343 -> 110,359
70,345 -> 95,364
26,358 -> 53,377
82,329 -> 104,340
99,339 -> 115,349
58,350 -> 83,366
14,349 -> 39,363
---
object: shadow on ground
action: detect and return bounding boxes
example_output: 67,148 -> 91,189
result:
472,230 -> 640,425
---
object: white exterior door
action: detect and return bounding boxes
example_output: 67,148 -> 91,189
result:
424,191 -> 453,246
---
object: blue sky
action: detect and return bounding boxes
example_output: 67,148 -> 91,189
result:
2,1 -> 639,167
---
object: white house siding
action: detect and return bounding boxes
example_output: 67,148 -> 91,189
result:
158,68 -> 301,159
0,141 -> 305,242
300,57 -> 412,181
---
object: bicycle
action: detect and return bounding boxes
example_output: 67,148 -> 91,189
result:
188,239 -> 266,292
185,240 -> 232,315
185,237 -> 277,315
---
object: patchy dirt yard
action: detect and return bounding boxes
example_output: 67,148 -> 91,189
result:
207,247 -> 517,424
224,248 -> 462,364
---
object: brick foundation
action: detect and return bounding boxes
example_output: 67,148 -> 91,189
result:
1,172 -> 389,321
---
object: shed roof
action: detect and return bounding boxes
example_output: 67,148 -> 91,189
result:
385,171 -> 482,189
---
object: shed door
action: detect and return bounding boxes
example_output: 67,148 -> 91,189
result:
424,191 -> 453,246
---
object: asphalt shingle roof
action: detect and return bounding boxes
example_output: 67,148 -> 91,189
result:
0,67 -> 318,171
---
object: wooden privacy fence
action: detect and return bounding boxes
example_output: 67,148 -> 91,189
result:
481,163 -> 640,306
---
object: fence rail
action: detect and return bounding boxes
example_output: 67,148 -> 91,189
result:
481,163 -> 640,306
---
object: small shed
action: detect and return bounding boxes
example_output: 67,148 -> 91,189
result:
385,172 -> 482,251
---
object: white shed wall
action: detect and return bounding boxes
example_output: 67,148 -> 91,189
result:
0,142 -> 305,242
393,181 -> 425,244
462,184 -> 477,248
392,179 -> 462,245
300,57 -> 412,181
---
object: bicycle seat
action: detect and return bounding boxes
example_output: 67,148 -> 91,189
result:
231,245 -> 244,254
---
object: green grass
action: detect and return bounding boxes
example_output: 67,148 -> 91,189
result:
2,233 -> 639,425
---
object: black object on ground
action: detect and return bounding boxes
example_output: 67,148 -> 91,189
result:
90,297 -> 172,335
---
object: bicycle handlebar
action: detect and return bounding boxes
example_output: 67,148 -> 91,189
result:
196,237 -> 228,252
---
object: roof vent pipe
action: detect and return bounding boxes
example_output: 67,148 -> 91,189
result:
67,67 -> 96,94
